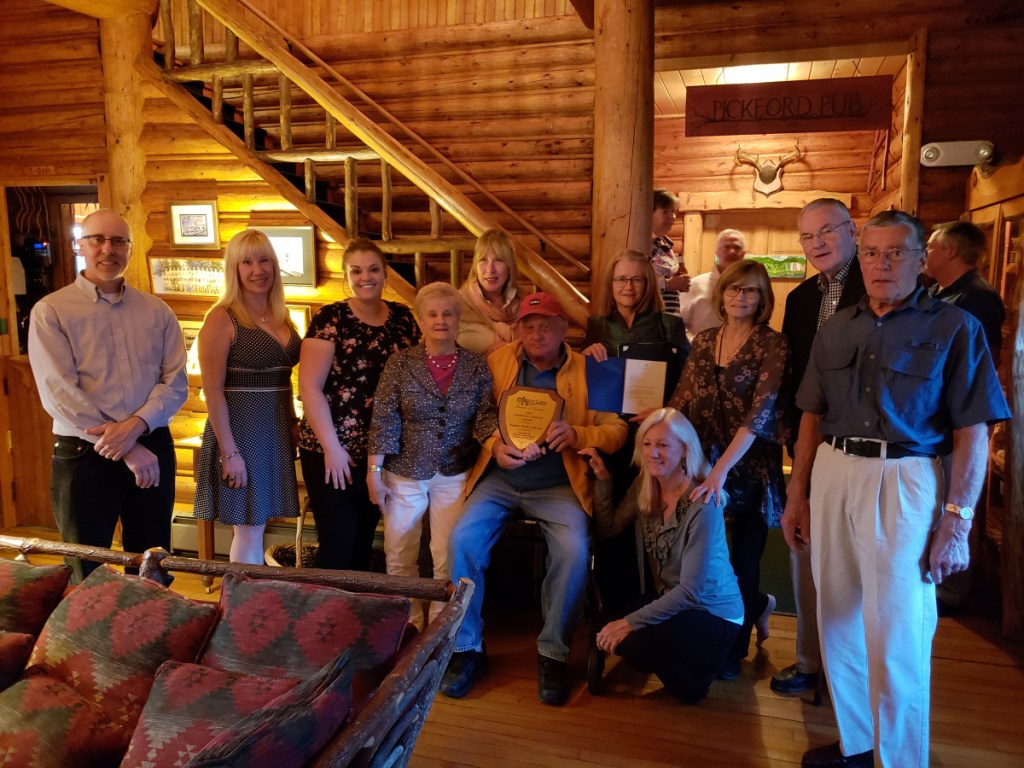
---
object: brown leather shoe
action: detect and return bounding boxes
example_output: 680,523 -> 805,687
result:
801,741 -> 874,767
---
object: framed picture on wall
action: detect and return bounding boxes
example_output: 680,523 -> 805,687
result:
747,253 -> 807,280
178,318 -> 204,376
168,201 -> 221,249
150,257 -> 224,296
251,226 -> 316,287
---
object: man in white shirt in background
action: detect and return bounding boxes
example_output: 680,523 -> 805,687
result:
678,228 -> 746,341
28,209 -> 188,581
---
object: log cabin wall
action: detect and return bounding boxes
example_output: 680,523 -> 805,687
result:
0,0 -> 107,183
867,61 -> 908,214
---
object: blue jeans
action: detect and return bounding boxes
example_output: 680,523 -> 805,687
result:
448,473 -> 589,661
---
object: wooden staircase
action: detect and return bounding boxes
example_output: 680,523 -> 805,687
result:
153,0 -> 592,324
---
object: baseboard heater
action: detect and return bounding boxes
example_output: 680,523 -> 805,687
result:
169,513 -> 314,559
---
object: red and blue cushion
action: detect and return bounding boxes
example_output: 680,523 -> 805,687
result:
0,559 -> 71,636
27,565 -> 218,736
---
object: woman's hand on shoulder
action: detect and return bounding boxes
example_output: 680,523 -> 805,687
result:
690,463 -> 727,507
581,343 -> 608,362
578,447 -> 610,481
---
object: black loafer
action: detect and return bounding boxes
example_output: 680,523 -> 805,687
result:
440,647 -> 486,699
717,658 -> 741,680
771,664 -> 819,694
537,655 -> 570,706
801,741 -> 874,767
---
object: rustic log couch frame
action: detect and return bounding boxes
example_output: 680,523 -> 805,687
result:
0,534 -> 473,768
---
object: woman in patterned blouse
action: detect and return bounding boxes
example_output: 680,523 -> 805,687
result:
668,260 -> 790,679
367,282 -> 498,629
298,239 -> 420,570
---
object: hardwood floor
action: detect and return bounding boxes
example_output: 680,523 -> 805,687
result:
5,546 -> 1022,767
409,607 -> 1024,768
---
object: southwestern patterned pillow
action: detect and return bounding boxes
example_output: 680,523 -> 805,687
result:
0,558 -> 71,636
0,631 -> 34,690
189,649 -> 353,767
27,565 -> 218,735
120,661 -> 299,767
201,573 -> 412,679
0,668 -> 128,767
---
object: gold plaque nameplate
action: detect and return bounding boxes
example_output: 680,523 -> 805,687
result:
497,386 -> 564,451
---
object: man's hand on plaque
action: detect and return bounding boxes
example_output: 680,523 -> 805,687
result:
545,421 -> 578,452
492,440 -> 528,470
521,442 -> 545,461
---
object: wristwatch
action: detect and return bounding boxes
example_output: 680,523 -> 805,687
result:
368,464 -> 383,473
943,502 -> 975,520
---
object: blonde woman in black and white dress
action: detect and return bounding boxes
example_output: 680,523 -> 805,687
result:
194,230 -> 301,564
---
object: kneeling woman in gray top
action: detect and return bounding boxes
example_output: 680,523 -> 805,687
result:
581,408 -> 743,704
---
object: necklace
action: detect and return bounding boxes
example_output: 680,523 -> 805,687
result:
717,324 -> 753,364
427,349 -> 458,370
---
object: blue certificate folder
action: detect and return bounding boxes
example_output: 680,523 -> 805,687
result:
585,356 -> 628,413
585,342 -> 679,414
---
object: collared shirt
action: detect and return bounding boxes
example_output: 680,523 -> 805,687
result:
815,255 -> 855,331
489,348 -> 570,490
677,264 -> 723,342
797,286 -> 1010,456
28,272 -> 188,441
929,268 -> 1005,357
651,235 -> 681,314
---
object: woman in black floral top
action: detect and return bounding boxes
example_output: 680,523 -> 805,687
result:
298,239 -> 420,570
668,260 -> 790,679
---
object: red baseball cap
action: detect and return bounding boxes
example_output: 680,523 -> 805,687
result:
516,292 -> 566,322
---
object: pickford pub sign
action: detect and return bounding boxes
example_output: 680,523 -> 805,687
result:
686,75 -> 893,137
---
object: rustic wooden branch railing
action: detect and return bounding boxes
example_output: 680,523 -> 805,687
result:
154,0 -> 591,325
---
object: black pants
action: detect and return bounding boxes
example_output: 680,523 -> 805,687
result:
50,428 -> 176,583
616,596 -> 740,704
299,449 -> 380,571
725,480 -> 770,662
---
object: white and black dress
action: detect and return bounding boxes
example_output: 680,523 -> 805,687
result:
194,313 -> 301,526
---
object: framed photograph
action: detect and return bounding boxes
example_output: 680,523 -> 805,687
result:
251,226 -> 316,287
169,201 -> 221,249
747,253 -> 807,280
287,304 -> 311,338
178,318 -> 204,376
151,257 -> 224,296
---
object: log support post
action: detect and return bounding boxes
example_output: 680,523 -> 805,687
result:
345,156 -> 358,238
99,12 -> 153,290
590,0 -> 653,311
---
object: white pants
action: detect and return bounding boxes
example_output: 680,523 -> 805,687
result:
809,444 -> 941,768
383,469 -> 468,630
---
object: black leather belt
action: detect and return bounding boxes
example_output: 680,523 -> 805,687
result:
826,435 -> 931,460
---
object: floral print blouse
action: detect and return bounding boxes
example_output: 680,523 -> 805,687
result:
298,300 -> 420,460
668,323 -> 791,527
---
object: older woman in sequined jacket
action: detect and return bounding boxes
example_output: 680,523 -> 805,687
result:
368,282 -> 498,629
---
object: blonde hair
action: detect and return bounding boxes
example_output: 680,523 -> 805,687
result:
598,249 -> 663,316
632,408 -> 716,515
713,260 -> 774,325
210,229 -> 291,329
414,281 -> 462,320
471,229 -> 518,292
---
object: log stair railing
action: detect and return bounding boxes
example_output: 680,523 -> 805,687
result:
156,0 -> 591,325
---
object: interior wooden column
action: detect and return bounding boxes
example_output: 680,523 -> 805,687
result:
899,28 -> 926,215
590,0 -> 653,308
100,13 -> 153,291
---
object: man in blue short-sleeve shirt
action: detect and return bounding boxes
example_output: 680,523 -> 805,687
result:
781,211 -> 1009,768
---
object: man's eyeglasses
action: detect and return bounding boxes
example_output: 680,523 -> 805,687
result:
797,221 -> 850,244
723,285 -> 761,298
612,276 -> 646,286
79,234 -> 131,249
859,248 -> 924,264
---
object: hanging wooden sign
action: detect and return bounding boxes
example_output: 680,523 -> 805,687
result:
686,75 -> 893,137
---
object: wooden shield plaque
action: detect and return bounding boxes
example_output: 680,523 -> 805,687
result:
497,386 -> 564,451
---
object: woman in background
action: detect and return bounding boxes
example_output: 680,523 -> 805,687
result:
669,260 -> 789,679
194,229 -> 301,564
581,408 -> 743,704
298,238 -> 420,570
457,229 -> 522,355
368,282 -> 497,629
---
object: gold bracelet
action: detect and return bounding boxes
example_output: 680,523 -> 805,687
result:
221,450 -> 241,461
